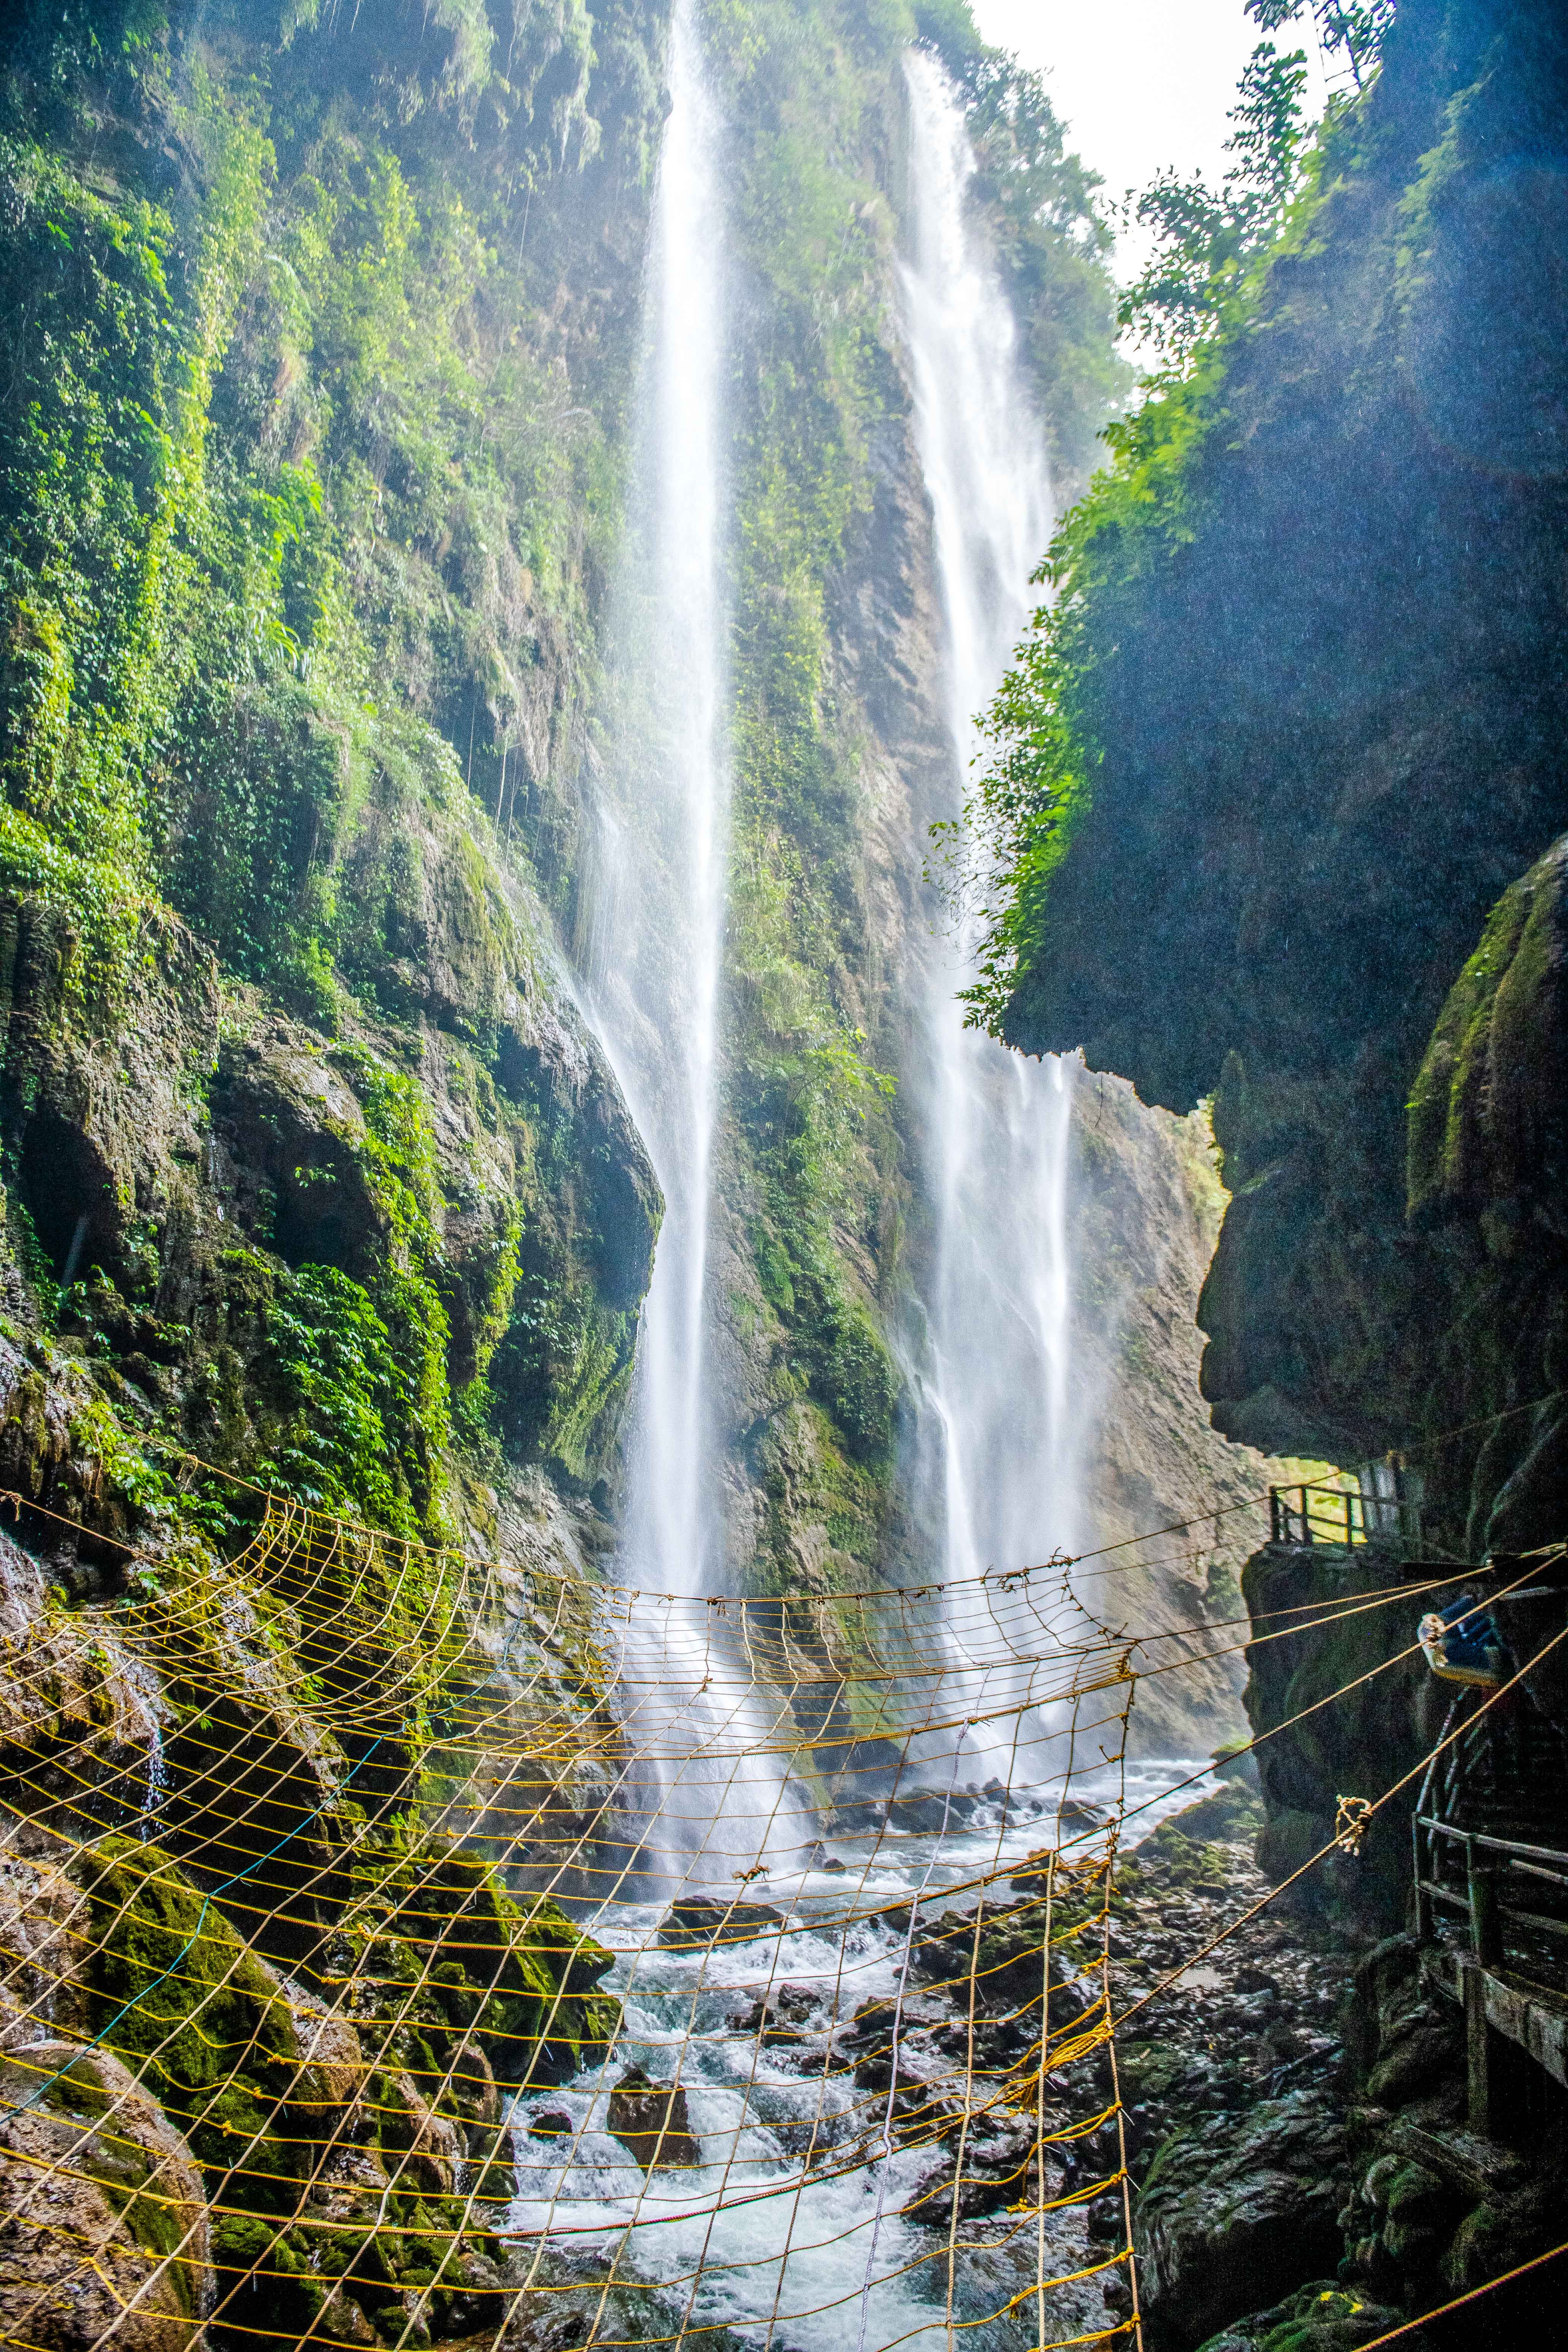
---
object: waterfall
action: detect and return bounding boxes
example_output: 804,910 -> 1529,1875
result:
591,0 -> 728,1607
899,52 -> 1081,1759
579,0 -> 815,1891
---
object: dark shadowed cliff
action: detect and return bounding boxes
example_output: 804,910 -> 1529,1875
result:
982,0 -> 1568,1559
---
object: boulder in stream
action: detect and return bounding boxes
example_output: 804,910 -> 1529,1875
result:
737,1983 -> 826,2048
656,1896 -> 787,1949
886,1792 -> 961,1832
607,2067 -> 702,2172
903,2107 -> 1038,2222
1135,2088 -> 1347,2348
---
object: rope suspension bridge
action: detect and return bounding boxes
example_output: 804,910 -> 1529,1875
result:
0,1464 -> 1557,2352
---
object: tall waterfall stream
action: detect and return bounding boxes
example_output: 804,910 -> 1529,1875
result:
579,0 -> 818,1894
898,49 -> 1079,1797
526,31 -> 1206,2346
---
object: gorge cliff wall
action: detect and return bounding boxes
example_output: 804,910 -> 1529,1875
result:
989,0 -> 1568,1561
969,7 -> 1568,2340
0,0 -> 1274,1755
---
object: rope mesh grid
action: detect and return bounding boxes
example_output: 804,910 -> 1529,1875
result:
0,1477 -> 1442,2352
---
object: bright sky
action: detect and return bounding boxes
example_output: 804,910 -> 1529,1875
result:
969,0 -> 1330,274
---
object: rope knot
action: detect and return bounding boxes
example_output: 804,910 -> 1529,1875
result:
1334,1794 -> 1372,1855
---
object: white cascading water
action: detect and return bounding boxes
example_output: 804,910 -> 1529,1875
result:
580,0 -> 815,1889
599,0 -> 727,1605
899,52 -> 1080,1770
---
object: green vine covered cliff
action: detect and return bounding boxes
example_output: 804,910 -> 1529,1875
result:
0,0 -> 1137,1584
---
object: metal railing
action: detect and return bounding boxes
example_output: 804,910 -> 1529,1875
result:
1268,1468 -> 1422,1552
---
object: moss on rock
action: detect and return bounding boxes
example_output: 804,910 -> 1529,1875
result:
1408,835 -> 1568,1225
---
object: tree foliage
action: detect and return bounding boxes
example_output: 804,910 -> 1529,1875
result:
1118,41 -> 1312,361
952,3 -> 1400,1024
940,41 -> 1129,496
1249,0 -> 1397,93
1117,3 -> 1397,364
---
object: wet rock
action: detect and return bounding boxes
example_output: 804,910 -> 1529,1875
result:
1118,2041 -> 1223,2165
903,2107 -> 1037,2222
1361,1981 -> 1460,2108
388,2072 -> 464,2196
1440,2177 -> 1559,2297
908,1898 -> 1097,2041
0,1820 -> 92,2045
1380,2119 -> 1530,2210
280,1974 -> 369,2116
530,2107 -> 574,2139
0,2037 -> 212,2348
497,2305 -> 591,2352
737,1982 -> 825,2049
1194,2280 -> 1415,2351
606,2067 -> 702,2172
1167,1781 -> 1264,1845
839,1993 -> 967,2144
313,2287 -> 380,2347
828,1800 -> 886,1833
656,1896 -> 786,1949
491,2257 -> 753,2352
0,1531 -> 172,1837
1135,2090 -> 1348,2349
885,1791 -> 959,1833
0,903 -> 217,1415
213,1028 -> 387,1276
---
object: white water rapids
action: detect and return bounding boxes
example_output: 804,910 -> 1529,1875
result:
500,1751 -> 1216,2350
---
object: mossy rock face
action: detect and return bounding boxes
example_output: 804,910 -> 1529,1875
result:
71,1839 -> 604,2349
1194,2280 -> 1407,2351
121,1546 -> 364,1957
0,2035 -> 212,2348
1136,2093 -> 1348,2350
335,792 -> 514,1045
80,1838 -> 326,2203
0,1532 -> 174,1838
338,1844 -> 620,2092
0,895 -> 220,1305
1408,834 -> 1568,1228
1163,1780 -> 1265,1845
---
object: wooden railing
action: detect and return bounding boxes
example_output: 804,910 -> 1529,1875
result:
1410,1690 -> 1568,2127
1268,1473 -> 1422,1552
1413,1815 -> 1568,1966
1411,1683 -> 1568,1989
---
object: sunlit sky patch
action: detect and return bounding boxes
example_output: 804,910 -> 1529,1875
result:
969,0 -> 1330,281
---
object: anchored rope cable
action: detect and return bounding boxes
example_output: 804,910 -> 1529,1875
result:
0,1451 -> 1552,2352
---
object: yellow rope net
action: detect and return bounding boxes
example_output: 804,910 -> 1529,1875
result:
0,1475 -> 1455,2352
